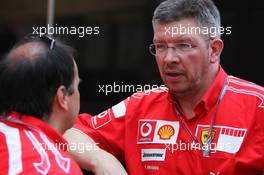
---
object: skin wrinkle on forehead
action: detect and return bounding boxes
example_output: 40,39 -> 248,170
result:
8,42 -> 47,61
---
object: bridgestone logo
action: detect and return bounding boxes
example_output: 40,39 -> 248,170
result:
143,153 -> 163,158
141,149 -> 166,161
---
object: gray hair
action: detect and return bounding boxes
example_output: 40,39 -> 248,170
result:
152,0 -> 221,38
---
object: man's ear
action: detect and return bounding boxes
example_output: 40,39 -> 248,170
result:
55,85 -> 69,111
209,38 -> 224,63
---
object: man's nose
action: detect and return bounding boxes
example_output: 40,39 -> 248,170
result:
163,48 -> 181,64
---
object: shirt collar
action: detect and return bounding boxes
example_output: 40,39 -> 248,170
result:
201,66 -> 227,113
167,66 -> 227,116
8,112 -> 68,151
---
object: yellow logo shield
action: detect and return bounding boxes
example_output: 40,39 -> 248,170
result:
201,128 -> 216,145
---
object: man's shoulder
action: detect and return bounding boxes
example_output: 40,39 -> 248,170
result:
227,76 -> 264,107
0,119 -> 82,174
122,85 -> 170,111
0,119 -> 27,132
130,85 -> 169,101
228,76 -> 264,94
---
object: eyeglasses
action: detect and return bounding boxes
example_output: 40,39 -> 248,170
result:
24,34 -> 56,50
149,43 -> 195,57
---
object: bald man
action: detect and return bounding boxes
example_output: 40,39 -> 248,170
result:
0,35 -> 83,174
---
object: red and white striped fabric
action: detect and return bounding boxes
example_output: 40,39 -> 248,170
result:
0,114 -> 83,175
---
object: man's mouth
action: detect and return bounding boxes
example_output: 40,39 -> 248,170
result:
166,72 -> 183,76
164,71 -> 185,81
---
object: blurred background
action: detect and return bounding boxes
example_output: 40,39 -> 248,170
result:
1,0 -> 263,116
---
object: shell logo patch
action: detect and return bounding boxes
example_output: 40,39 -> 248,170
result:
158,125 -> 175,140
137,120 -> 179,144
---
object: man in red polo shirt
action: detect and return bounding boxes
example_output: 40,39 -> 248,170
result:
64,0 -> 264,174
0,35 -> 83,174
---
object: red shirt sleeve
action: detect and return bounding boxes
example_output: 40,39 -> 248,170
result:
255,103 -> 264,169
73,98 -> 129,162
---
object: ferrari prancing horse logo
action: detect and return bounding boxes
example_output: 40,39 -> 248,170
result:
201,128 -> 216,145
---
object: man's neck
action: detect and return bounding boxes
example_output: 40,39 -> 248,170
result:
175,89 -> 204,120
47,112 -> 66,134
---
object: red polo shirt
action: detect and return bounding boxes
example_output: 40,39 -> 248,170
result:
0,113 -> 83,175
74,66 -> 264,174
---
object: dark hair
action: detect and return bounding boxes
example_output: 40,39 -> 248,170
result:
152,0 -> 221,37
0,35 -> 76,119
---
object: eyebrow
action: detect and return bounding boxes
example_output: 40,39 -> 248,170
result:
177,35 -> 195,41
153,34 -> 196,43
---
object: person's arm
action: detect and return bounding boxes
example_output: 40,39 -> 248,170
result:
63,128 -> 128,175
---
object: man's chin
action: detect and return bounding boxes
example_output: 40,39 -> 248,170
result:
167,84 -> 188,94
